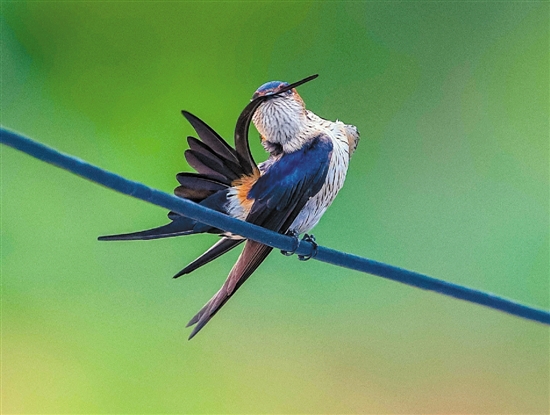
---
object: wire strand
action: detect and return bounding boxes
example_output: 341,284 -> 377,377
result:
2,127 -> 549,326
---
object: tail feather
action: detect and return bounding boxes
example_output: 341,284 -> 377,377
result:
98,218 -> 196,241
187,240 -> 273,339
173,237 -> 244,278
99,189 -> 229,241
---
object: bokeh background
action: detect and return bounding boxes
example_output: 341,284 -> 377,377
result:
2,2 -> 548,414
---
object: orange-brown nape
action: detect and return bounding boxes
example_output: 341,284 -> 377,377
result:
232,171 -> 260,213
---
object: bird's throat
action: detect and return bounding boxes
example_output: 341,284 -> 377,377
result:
252,100 -> 307,154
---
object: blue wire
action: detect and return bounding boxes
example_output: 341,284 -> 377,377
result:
2,127 -> 549,326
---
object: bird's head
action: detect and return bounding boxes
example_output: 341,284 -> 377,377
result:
251,81 -> 303,101
251,79 -> 311,152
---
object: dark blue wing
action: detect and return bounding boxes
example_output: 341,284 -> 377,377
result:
246,133 -> 333,232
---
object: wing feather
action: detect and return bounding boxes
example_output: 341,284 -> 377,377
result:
187,136 -> 244,176
184,150 -> 236,184
182,111 -> 239,164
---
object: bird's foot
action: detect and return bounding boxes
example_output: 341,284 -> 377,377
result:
298,234 -> 318,261
281,230 -> 299,256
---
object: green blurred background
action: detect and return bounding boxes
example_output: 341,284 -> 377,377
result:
1,2 -> 548,413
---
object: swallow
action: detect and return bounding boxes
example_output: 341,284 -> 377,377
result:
99,75 -> 360,339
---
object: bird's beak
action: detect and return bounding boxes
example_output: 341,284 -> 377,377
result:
274,74 -> 318,96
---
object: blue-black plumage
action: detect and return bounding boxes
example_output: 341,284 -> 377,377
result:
99,74 -> 360,339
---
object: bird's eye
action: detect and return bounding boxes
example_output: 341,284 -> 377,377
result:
286,89 -> 293,95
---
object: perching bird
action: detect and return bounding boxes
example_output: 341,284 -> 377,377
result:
99,75 -> 360,339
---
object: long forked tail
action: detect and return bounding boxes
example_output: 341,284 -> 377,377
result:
186,240 -> 273,339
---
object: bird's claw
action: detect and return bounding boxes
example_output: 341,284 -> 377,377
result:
281,232 -> 318,260
298,234 -> 318,261
281,230 -> 299,256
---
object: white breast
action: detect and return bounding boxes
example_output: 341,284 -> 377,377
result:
289,119 -> 350,234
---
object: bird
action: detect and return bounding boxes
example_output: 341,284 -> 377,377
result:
99,75 -> 360,339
